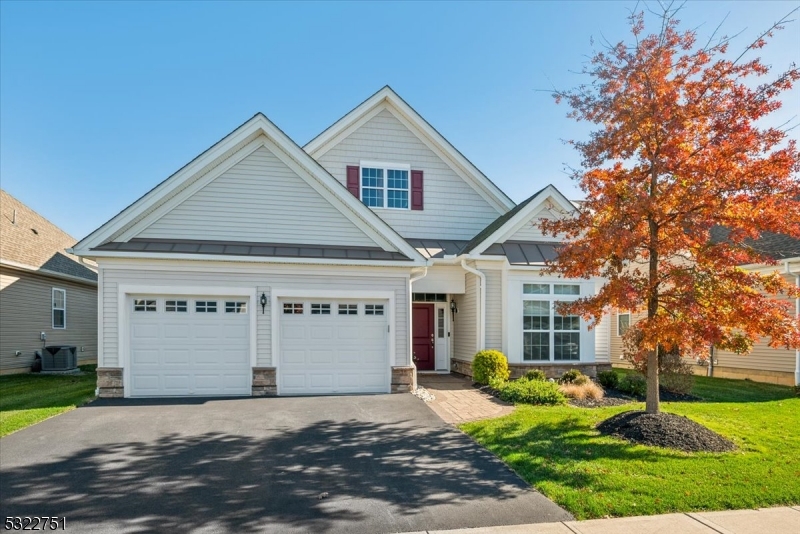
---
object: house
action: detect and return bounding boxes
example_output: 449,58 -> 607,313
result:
0,190 -> 98,374
71,86 -> 611,398
609,230 -> 800,386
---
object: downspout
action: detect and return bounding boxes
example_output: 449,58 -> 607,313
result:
461,259 -> 486,350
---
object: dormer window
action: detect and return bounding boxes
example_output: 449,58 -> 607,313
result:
360,162 -> 410,209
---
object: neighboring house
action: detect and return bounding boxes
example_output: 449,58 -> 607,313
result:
71,86 -> 611,398
609,230 -> 800,386
0,190 -> 98,374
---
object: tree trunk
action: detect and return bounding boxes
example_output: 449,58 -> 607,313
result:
645,346 -> 660,413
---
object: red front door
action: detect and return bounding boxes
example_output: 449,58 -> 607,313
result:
412,303 -> 435,371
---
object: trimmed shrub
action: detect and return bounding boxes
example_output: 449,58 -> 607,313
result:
597,370 -> 619,389
618,373 -> 647,397
472,350 -> 510,385
496,378 -> 567,405
559,369 -> 587,385
559,381 -> 605,400
524,369 -> 547,381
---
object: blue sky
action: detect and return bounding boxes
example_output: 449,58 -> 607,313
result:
2,1 -> 798,240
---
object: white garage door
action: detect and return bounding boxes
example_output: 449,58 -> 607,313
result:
129,296 -> 250,396
279,299 -> 389,395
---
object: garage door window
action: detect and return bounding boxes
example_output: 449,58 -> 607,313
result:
225,301 -> 248,314
311,303 -> 331,315
338,304 -> 358,315
283,303 -> 303,314
166,300 -> 188,312
365,304 -> 384,315
196,301 -> 217,313
134,299 -> 157,312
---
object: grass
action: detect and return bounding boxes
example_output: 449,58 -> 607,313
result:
461,372 -> 800,519
0,365 -> 97,437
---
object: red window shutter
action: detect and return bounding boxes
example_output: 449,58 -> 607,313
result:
411,170 -> 424,210
346,166 -> 360,199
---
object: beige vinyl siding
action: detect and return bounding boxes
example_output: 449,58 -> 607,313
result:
137,146 -> 378,247
0,266 -> 97,373
609,309 -> 646,365
484,269 -> 503,351
504,206 -> 562,242
453,272 -> 479,361
98,261 -> 409,368
316,108 -> 504,240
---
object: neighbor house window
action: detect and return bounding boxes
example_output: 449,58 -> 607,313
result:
133,299 -> 156,312
195,301 -> 217,313
283,303 -> 303,315
225,301 -> 247,314
338,304 -> 358,315
52,288 -> 66,328
522,282 -> 582,361
618,313 -> 631,336
361,163 -> 409,209
166,300 -> 187,312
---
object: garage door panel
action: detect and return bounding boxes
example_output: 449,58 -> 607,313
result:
282,350 -> 306,365
129,295 -> 250,397
281,373 -> 307,390
310,326 -> 334,339
282,325 -> 307,340
310,350 -> 334,364
336,326 -> 360,340
309,374 -> 334,388
336,350 -> 360,364
360,373 -> 387,388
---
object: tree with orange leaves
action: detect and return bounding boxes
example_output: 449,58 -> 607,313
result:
543,5 -> 800,414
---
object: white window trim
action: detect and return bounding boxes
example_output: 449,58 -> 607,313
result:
52,287 -> 66,329
360,160 -> 411,210
522,283 -> 582,362
617,312 -> 631,336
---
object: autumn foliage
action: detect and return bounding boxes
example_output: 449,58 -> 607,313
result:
543,7 -> 800,412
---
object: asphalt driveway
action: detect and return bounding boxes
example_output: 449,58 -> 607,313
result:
0,394 -> 571,533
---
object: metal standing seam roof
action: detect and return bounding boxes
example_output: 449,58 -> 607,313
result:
91,238 -> 413,261
483,241 -> 560,265
404,238 -> 469,259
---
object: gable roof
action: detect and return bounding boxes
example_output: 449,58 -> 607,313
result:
0,190 -> 97,283
710,226 -> 800,262
304,86 -> 515,214
461,184 -> 576,256
71,113 -> 426,265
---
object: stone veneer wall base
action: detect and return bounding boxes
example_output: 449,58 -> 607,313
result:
97,367 -> 124,398
391,366 -> 416,393
451,359 -> 612,380
252,367 -> 277,396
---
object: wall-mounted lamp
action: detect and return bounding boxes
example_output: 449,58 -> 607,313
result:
450,298 -> 458,321
260,293 -> 267,314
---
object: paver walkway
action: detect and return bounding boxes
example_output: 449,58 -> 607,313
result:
418,373 -> 514,424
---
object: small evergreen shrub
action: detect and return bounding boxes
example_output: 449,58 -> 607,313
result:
524,369 -> 547,381
495,378 -> 567,405
472,350 -> 510,385
559,381 -> 604,400
559,369 -> 587,385
597,370 -> 619,389
618,373 -> 647,397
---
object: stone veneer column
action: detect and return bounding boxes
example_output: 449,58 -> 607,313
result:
391,366 -> 416,393
97,368 -> 123,398
252,367 -> 277,396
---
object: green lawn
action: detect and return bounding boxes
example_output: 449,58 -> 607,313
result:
461,374 -> 800,519
0,365 -> 97,437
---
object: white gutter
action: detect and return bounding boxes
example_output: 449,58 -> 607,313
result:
460,258 -> 486,350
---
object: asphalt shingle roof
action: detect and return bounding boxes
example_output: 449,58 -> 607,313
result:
710,226 -> 800,262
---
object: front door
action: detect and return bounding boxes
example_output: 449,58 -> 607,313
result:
412,303 -> 435,371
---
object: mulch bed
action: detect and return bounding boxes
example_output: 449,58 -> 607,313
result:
597,410 -> 736,452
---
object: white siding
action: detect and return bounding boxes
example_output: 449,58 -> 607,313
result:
594,312 -> 611,363
484,269 -> 503,351
504,206 -> 562,242
315,107 -> 504,240
453,272 -> 479,361
98,261 -> 409,369
138,146 -> 378,247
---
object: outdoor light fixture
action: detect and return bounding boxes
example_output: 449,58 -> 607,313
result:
450,298 -> 458,321
260,292 -> 267,314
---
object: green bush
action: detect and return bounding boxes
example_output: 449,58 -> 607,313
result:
559,369 -> 587,385
495,378 -> 567,405
597,370 -> 619,389
618,373 -> 647,397
472,350 -> 510,385
524,369 -> 547,381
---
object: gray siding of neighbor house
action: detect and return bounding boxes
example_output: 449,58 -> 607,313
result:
0,266 -> 97,373
315,108 -> 505,240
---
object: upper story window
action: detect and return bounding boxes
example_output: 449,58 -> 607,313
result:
361,163 -> 409,209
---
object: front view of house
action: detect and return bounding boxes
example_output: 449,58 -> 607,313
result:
72,87 -> 611,398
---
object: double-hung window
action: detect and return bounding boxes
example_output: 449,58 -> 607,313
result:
361,162 -> 409,209
522,283 -> 582,361
52,288 -> 66,329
